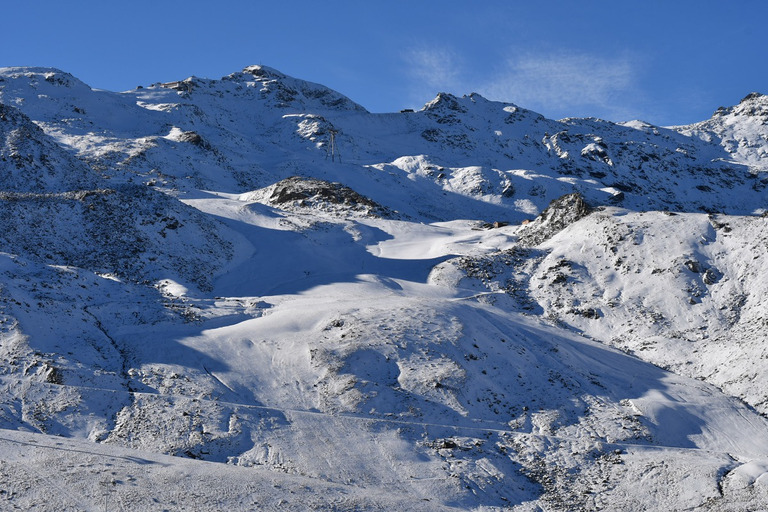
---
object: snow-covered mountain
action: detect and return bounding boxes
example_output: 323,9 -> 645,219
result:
1,65 -> 767,510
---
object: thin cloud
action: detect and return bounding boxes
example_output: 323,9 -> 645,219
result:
403,47 -> 652,122
479,52 -> 645,121
403,47 -> 464,105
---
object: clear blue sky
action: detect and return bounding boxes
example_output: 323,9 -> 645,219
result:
2,1 -> 766,125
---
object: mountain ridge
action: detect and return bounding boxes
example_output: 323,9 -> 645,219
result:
2,65 -> 764,219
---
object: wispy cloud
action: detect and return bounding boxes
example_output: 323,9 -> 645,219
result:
479,52 -> 644,120
403,47 -> 465,104
403,47 -> 651,122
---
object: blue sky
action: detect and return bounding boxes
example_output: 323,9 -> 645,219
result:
2,1 -> 766,125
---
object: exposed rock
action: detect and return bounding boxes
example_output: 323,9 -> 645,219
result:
685,260 -> 702,273
422,92 -> 468,114
569,307 -> 601,319
702,267 -> 720,285
518,193 -> 592,246
251,176 -> 395,218
177,130 -> 212,150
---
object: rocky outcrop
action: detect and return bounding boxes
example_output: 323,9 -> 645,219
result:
246,176 -> 395,218
518,193 -> 592,246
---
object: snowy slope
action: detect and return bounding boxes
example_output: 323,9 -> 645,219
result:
0,97 -> 232,292
435,198 -> 768,416
677,92 -> 768,174
1,65 -> 768,510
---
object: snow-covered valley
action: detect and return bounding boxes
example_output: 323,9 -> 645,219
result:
1,65 -> 767,510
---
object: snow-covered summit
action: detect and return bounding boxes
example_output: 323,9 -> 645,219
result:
716,91 -> 768,118
676,91 -> 768,176
149,64 -> 369,114
0,66 -> 91,89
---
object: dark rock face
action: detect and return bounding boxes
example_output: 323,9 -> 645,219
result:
685,260 -> 702,273
177,130 -> 212,151
518,193 -> 592,246
266,176 -> 393,218
702,268 -> 720,285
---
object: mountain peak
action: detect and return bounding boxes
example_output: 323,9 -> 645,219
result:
217,64 -> 367,112
740,91 -> 766,103
735,91 -> 768,117
0,67 -> 90,90
422,92 -> 468,113
712,91 -> 768,118
241,64 -> 286,80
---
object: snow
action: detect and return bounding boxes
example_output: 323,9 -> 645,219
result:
1,64 -> 768,510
